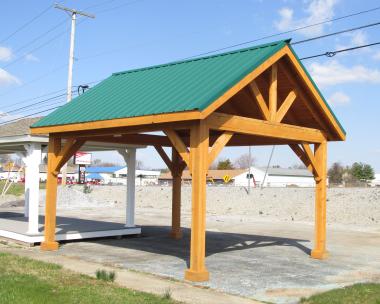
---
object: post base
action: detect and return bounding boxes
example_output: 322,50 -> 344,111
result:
170,230 -> 183,240
311,249 -> 329,259
41,241 -> 59,251
184,269 -> 209,282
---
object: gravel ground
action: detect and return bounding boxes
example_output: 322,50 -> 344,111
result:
29,185 -> 380,230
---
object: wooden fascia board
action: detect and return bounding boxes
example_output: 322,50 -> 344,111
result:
30,111 -> 201,135
206,112 -> 326,143
283,46 -> 346,141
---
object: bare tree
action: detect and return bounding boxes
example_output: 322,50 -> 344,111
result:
234,153 -> 256,169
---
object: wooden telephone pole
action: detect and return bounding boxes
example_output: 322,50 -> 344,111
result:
55,4 -> 95,185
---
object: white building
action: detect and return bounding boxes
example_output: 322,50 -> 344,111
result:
234,167 -> 315,188
371,174 -> 380,187
86,166 -> 160,185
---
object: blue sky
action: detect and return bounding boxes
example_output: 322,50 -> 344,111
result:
0,0 -> 379,170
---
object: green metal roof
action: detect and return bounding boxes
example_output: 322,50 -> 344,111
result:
32,40 -> 289,128
31,39 -> 345,136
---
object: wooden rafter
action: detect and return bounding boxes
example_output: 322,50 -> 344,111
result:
276,90 -> 296,123
248,81 -> 269,120
208,131 -> 234,167
154,145 -> 173,172
164,129 -> 191,171
206,112 -> 325,143
279,60 -> 331,137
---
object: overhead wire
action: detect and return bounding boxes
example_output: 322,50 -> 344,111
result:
0,4 -> 53,44
180,5 -> 380,60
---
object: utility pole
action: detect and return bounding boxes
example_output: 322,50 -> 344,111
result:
55,4 -> 95,185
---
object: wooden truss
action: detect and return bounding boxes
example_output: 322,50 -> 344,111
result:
32,44 -> 337,282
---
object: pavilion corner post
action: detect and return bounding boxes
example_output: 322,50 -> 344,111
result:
170,148 -> 183,239
311,141 -> 328,259
126,148 -> 136,227
41,137 -> 61,251
185,121 -> 209,282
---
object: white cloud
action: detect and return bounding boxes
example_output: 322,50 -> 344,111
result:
0,68 -> 20,87
0,46 -> 12,62
335,30 -> 369,52
327,91 -> 350,106
24,53 -> 39,62
373,51 -> 380,61
308,60 -> 380,87
275,0 -> 339,37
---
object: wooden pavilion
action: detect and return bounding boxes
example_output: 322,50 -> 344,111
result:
31,40 -> 345,282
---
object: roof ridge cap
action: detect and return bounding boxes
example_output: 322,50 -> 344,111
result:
113,39 -> 290,76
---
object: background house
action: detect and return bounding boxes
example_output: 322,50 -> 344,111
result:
159,167 -> 316,188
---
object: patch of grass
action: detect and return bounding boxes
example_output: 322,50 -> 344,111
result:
0,252 -> 177,304
96,269 -> 116,282
0,180 -> 24,196
163,288 -> 172,300
301,283 -> 380,304
0,181 -> 46,196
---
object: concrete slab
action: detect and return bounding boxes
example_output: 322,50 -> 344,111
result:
1,206 -> 380,303
0,211 -> 141,244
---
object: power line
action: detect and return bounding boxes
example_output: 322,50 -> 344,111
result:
0,4 -> 53,44
0,106 -> 63,126
0,93 -> 67,117
181,5 -> 380,60
292,20 -> 380,45
300,41 -> 380,60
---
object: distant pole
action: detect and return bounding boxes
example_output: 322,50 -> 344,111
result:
247,146 -> 252,194
55,4 -> 95,185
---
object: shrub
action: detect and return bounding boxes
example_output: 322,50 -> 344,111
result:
95,269 -> 116,282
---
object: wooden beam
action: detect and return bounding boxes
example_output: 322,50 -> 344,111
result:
208,131 -> 233,167
276,90 -> 296,123
302,143 -> 321,180
164,129 -> 191,171
54,139 -> 85,174
170,148 -> 183,240
269,64 -> 278,121
289,144 -> 314,174
283,46 -> 345,141
279,59 -> 332,138
80,134 -> 172,146
154,145 -> 173,172
207,112 -> 326,143
248,81 -> 269,120
311,141 -> 328,259
40,136 -> 61,251
185,121 -> 209,282
201,46 -> 287,118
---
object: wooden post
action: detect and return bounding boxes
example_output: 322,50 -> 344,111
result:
311,141 -> 328,259
41,136 -> 61,251
185,121 -> 209,282
170,148 -> 183,239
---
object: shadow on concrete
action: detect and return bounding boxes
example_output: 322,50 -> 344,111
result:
90,225 -> 311,268
0,211 -> 127,234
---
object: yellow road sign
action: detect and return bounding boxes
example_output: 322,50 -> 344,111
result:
223,175 -> 231,183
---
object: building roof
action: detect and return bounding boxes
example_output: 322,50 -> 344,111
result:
160,169 -> 246,180
86,173 -> 104,180
85,166 -> 124,173
0,117 -> 42,137
261,167 -> 313,177
32,40 -> 289,128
